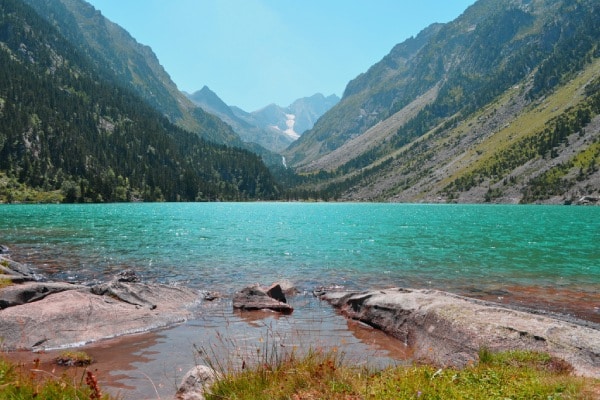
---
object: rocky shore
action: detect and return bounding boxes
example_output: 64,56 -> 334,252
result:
2,247 -> 599,398
315,287 -> 600,379
0,251 -> 199,351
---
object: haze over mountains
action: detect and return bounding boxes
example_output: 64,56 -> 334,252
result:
185,87 -> 339,152
1,0 -> 599,204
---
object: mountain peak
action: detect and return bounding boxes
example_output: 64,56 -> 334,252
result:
185,86 -> 339,152
186,85 -> 235,119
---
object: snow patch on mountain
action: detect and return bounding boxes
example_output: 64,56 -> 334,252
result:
270,113 -> 300,140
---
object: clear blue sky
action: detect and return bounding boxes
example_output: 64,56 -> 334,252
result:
86,0 -> 476,111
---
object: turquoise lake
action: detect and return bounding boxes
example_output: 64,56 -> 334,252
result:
1,203 -> 598,297
1,203 -> 599,398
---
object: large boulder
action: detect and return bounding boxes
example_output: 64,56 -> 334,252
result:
0,284 -> 198,350
174,365 -> 219,400
233,284 -> 293,314
316,287 -> 600,378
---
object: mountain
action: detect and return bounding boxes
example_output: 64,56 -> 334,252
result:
287,93 -> 341,135
0,0 -> 280,202
186,87 -> 339,152
283,0 -> 600,204
21,0 -> 243,146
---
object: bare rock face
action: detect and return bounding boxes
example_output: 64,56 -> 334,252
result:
0,255 -> 199,351
233,283 -> 294,313
91,270 -> 160,309
0,283 -> 198,350
316,287 -> 600,378
174,365 -> 219,400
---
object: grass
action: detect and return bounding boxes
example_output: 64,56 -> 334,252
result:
0,356 -> 115,399
202,346 -> 599,400
0,343 -> 598,399
439,57 -> 600,189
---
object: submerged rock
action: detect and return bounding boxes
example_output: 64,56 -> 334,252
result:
317,287 -> 600,378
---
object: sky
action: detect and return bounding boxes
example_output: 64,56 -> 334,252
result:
86,0 -> 476,112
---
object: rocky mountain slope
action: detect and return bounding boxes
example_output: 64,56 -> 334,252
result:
284,0 -> 600,204
187,87 -> 339,152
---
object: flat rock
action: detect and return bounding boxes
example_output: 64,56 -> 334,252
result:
0,283 -> 198,350
92,279 -> 159,309
0,281 -> 87,308
317,287 -> 600,378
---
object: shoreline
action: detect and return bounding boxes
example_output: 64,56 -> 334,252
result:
2,249 -> 600,397
0,252 -> 200,352
316,287 -> 600,379
2,294 -> 414,399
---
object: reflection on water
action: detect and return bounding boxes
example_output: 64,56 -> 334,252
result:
4,295 -> 415,399
21,295 -> 410,399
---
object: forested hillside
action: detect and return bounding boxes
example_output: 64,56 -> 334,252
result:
0,0 -> 280,203
22,0 -> 244,146
284,0 -> 600,204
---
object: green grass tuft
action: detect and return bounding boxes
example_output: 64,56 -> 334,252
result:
202,347 -> 598,400
0,357 -> 115,399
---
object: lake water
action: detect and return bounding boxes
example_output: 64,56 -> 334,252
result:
1,203 -> 599,398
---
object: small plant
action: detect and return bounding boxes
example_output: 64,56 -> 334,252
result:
54,350 -> 93,366
0,278 -> 13,289
478,345 -> 494,364
86,370 -> 103,400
